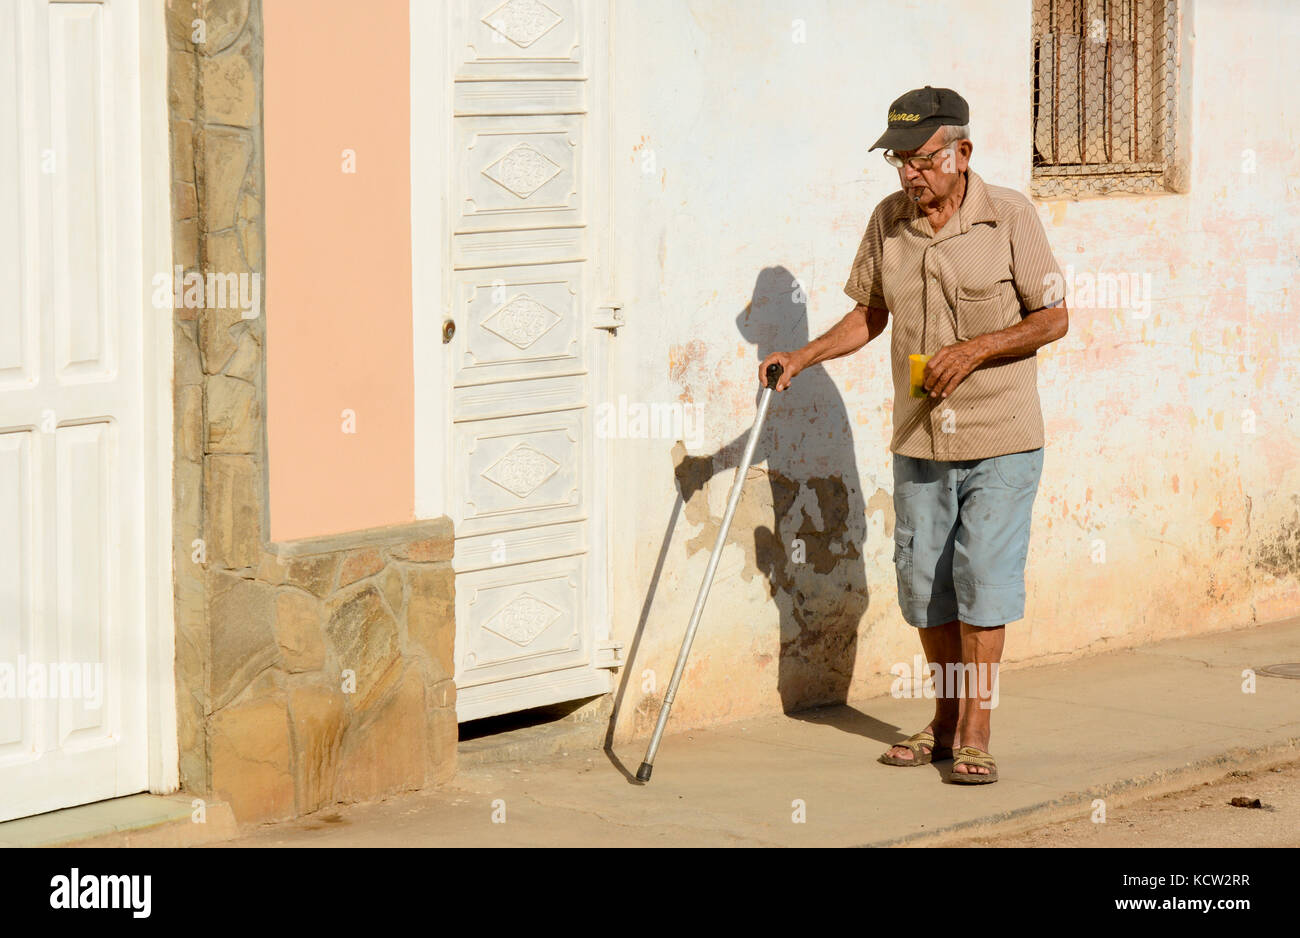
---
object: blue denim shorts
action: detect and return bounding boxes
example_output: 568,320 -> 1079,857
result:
892,448 -> 1044,628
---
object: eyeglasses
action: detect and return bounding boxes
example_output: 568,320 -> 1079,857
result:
883,145 -> 953,171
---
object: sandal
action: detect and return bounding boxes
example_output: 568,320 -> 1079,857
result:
949,745 -> 999,783
878,731 -> 953,766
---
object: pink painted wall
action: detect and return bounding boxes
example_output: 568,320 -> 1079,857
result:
263,0 -> 414,541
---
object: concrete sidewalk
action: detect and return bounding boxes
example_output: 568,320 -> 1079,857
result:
217,618 -> 1300,847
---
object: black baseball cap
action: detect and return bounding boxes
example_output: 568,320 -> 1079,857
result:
870,86 -> 970,152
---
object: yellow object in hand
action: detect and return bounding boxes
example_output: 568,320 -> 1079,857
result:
909,354 -> 932,399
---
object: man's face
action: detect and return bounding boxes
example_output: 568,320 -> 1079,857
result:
896,127 -> 972,209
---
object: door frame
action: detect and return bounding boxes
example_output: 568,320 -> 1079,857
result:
138,0 -> 178,796
410,0 -> 451,520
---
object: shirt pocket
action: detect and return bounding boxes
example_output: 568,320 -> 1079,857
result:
954,281 -> 1014,341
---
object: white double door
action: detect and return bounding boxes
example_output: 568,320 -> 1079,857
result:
0,0 -> 157,821
418,0 -> 618,722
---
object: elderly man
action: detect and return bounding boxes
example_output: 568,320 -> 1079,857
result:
760,86 -> 1067,783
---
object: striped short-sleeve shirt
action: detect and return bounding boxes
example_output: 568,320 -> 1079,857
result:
843,169 -> 1064,461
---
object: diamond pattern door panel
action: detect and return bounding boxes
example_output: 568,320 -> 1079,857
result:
453,411 -> 583,536
454,263 -> 582,385
456,0 -> 584,79
456,555 -> 586,688
457,116 -> 582,231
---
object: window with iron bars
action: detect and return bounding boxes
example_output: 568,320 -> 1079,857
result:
1032,0 -> 1181,197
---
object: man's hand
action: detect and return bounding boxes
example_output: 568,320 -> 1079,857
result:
758,351 -> 803,391
923,339 -> 986,399
923,302 -> 1069,398
757,303 -> 884,391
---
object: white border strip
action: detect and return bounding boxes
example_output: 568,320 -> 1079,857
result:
139,0 -> 178,794
411,0 -> 452,520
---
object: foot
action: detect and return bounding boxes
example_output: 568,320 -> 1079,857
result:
883,722 -> 956,763
952,730 -> 992,776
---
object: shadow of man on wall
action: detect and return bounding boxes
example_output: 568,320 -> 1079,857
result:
674,265 -> 871,714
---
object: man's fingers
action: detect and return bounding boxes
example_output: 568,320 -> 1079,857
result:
926,359 -> 950,395
923,351 -> 951,389
925,346 -> 981,397
760,355 -> 791,389
931,363 -> 959,397
760,355 -> 794,391
933,363 -> 969,398
923,356 -> 949,392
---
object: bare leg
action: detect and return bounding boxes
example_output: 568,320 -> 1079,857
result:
952,621 -> 1004,776
883,620 -> 962,762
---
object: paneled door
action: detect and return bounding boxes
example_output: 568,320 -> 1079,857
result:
417,0 -> 617,722
0,0 -> 158,820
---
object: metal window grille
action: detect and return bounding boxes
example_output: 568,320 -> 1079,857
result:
1032,0 -> 1179,197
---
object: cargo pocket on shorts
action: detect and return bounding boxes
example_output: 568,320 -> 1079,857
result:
893,524 -> 915,600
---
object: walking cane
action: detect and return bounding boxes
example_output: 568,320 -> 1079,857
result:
636,362 -> 784,782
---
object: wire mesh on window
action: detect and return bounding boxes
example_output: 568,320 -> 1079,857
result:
1032,0 -> 1178,197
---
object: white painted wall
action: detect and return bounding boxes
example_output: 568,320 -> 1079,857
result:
604,0 -> 1300,741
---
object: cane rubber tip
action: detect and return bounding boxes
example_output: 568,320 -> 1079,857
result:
635,762 -> 653,782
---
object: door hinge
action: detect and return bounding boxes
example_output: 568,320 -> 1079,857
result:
593,302 -> 624,333
595,639 -> 625,669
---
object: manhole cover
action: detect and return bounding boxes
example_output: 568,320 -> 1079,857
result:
1257,663 -> 1300,680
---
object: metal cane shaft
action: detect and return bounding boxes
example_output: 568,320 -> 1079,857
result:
639,383 -> 777,773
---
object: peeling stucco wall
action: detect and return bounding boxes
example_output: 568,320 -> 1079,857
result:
606,0 -> 1300,743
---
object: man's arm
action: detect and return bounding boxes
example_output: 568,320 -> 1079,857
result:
922,302 -> 1069,399
758,303 -> 889,390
